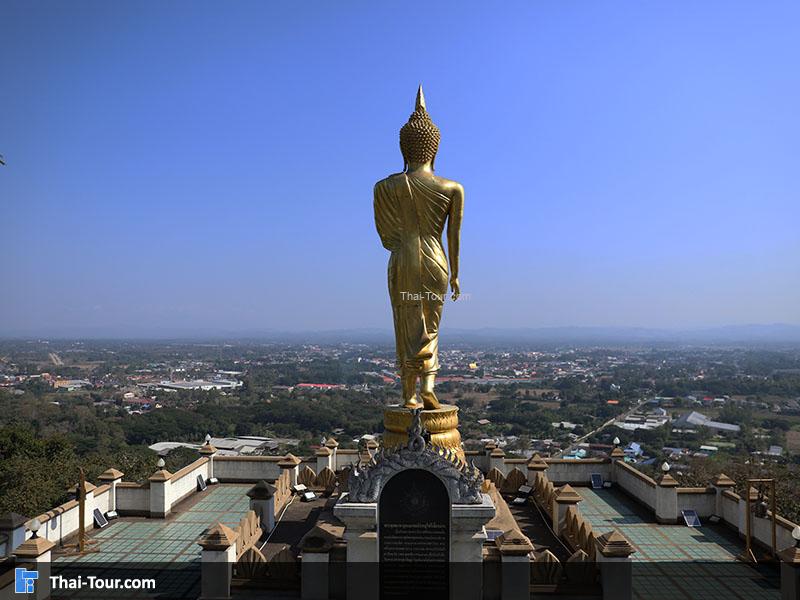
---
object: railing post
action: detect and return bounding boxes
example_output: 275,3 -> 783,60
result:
553,485 -> 582,535
711,473 -> 736,517
199,441 -> 218,479
14,532 -> 55,600
316,445 -> 333,473
148,466 -> 172,518
278,454 -> 302,487
98,468 -> 125,513
595,530 -> 635,600
526,453 -> 548,487
198,523 -> 238,600
778,528 -> 800,600
655,472 -> 679,524
324,438 -> 339,470
609,447 -> 625,483
334,501 -> 379,600
490,447 -> 506,474
484,441 -> 497,472
300,525 -> 338,600
246,480 -> 276,533
496,530 -> 534,600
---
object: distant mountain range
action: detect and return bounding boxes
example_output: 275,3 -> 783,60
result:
258,324 -> 800,346
449,324 -> 800,344
3,324 -> 800,345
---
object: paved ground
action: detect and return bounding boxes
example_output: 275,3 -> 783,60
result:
577,488 -> 780,600
260,494 -> 331,560
506,496 -> 572,561
49,484 -> 331,598
57,484 -> 253,566
51,485 -> 253,598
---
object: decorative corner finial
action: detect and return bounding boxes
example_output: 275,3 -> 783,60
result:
416,84 -> 426,112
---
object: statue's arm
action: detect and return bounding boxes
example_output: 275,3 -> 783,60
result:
446,184 -> 464,301
373,181 -> 397,251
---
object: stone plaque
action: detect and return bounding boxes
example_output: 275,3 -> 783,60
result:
379,469 -> 449,598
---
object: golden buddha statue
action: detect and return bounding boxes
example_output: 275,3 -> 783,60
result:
374,85 -> 464,410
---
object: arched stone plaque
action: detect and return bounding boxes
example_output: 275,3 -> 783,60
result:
378,469 -> 449,598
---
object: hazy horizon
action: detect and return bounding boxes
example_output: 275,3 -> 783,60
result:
3,323 -> 800,346
2,1 -> 799,337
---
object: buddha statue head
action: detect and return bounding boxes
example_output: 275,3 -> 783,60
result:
400,85 -> 440,170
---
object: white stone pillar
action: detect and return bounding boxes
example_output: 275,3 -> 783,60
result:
199,443 -> 218,480
315,446 -> 333,473
148,468 -> 173,518
553,484 -> 582,535
609,447 -> 625,483
655,473 -> 679,524
198,523 -> 238,600
333,499 -> 378,600
711,473 -> 736,518
778,537 -> 800,600
595,530 -> 635,600
278,454 -> 301,487
325,438 -> 339,470
98,468 -> 125,513
526,454 -> 548,486
490,447 -> 506,475
496,530 -> 534,600
300,525 -> 339,600
301,552 -> 330,600
451,494 -> 496,600
246,480 -> 276,533
14,532 -> 55,600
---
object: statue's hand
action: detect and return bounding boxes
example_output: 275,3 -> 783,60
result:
450,277 -> 460,301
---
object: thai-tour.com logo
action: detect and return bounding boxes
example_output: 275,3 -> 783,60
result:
14,568 -> 38,594
15,568 -> 157,594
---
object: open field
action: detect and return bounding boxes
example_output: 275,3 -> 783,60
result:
787,429 -> 800,454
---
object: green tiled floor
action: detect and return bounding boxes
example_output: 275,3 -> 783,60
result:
57,484 -> 252,566
577,488 -> 780,600
52,485 -> 253,597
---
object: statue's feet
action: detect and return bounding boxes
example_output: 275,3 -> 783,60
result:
420,390 -> 440,410
403,396 -> 421,409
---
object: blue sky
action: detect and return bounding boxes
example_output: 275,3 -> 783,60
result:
1,1 -> 798,337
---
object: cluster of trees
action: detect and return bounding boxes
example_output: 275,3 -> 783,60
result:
461,388 -> 624,440
247,355 -> 389,387
0,425 -> 196,516
0,383 -> 388,516
127,390 -> 384,444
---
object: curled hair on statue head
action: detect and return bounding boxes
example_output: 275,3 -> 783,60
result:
399,85 -> 440,171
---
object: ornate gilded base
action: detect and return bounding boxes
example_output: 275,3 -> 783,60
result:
383,404 -> 464,461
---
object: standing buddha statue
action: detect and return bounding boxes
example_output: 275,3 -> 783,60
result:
374,85 -> 464,410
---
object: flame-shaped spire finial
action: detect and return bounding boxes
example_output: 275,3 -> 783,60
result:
416,84 -> 426,112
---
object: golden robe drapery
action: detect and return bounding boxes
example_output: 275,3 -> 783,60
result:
374,173 -> 452,376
